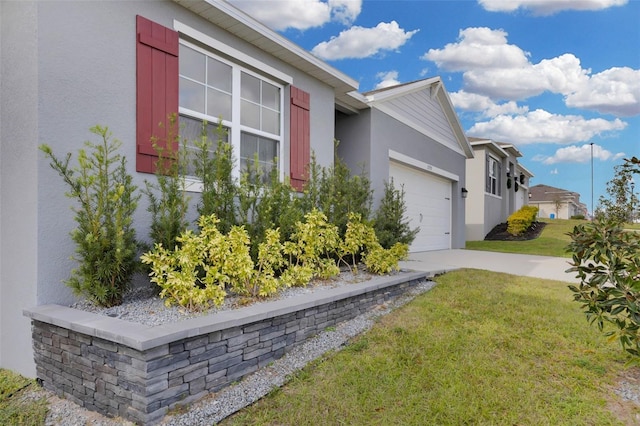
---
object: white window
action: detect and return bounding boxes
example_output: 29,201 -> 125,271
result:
178,41 -> 283,181
486,155 -> 501,197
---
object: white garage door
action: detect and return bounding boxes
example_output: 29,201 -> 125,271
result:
389,161 -> 452,252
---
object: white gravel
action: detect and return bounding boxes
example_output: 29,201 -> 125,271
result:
33,273 -> 436,425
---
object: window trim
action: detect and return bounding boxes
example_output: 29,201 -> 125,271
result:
486,155 -> 502,197
178,38 -> 285,184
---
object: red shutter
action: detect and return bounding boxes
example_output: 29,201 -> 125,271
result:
136,15 -> 179,173
290,86 -> 310,192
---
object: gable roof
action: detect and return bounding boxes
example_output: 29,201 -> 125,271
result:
529,184 -> 581,203
359,77 -> 474,158
173,0 -> 360,109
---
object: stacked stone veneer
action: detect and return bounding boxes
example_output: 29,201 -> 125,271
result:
24,271 -> 428,425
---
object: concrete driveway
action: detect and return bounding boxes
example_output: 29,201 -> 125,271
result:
399,249 -> 579,283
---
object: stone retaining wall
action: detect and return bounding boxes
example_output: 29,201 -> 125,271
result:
24,271 -> 428,425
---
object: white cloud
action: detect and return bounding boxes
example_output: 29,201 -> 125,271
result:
228,0 -> 361,31
422,27 -> 530,72
550,168 -> 559,175
374,71 -> 401,90
450,90 -> 529,117
467,109 -> 627,144
565,67 -> 640,116
311,21 -> 419,60
538,144 -> 626,165
478,0 -> 627,15
328,0 -> 362,25
423,27 -> 640,116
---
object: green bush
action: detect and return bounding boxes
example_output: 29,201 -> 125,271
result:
40,126 -> 140,307
373,179 -> 419,249
566,217 -> 640,360
143,114 -> 190,251
193,120 -> 237,234
507,205 -> 539,236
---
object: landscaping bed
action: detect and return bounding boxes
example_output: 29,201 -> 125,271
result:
24,270 -> 428,425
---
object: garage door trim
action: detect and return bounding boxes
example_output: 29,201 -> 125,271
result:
389,149 -> 459,182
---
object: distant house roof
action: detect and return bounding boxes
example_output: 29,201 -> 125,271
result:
529,184 -> 581,203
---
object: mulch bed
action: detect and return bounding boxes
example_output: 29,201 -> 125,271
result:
484,221 -> 546,241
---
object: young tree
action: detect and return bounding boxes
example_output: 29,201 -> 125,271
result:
598,162 -> 638,224
567,157 -> 640,361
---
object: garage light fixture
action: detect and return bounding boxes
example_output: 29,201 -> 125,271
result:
461,187 -> 468,198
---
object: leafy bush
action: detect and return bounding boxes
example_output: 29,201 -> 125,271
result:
141,210 -> 409,310
373,179 -> 419,249
283,210 -> 341,282
507,205 -> 539,236
566,217 -> 640,359
40,126 -> 140,307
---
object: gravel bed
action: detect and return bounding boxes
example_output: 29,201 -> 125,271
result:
33,272 -> 434,425
70,270 -> 379,326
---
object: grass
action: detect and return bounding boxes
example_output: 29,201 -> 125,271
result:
465,218 -> 585,257
0,369 -> 47,425
222,269 -> 636,425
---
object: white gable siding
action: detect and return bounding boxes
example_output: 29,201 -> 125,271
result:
375,90 -> 462,154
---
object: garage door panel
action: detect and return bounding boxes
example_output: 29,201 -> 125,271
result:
390,161 -> 451,252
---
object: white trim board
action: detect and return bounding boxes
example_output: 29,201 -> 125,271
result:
388,150 -> 459,182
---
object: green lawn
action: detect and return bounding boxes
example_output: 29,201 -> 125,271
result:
465,218 -> 585,257
0,369 -> 47,425
223,269 -> 636,425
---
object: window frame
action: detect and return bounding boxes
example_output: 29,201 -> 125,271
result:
178,38 -> 286,190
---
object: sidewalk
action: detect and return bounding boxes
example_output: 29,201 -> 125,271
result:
399,249 -> 579,283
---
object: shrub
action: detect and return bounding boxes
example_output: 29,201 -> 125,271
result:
507,205 -> 539,236
298,145 -> 373,237
373,179 -> 419,249
193,120 -> 237,234
566,217 -> 640,360
40,126 -> 140,307
143,114 -> 191,251
283,210 -> 341,283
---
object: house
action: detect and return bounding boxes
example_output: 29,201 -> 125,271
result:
529,184 -> 587,219
0,0 -> 470,377
465,137 -> 534,241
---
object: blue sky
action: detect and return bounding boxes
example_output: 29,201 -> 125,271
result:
229,0 -> 640,213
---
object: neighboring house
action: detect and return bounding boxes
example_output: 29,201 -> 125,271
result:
465,137 -> 534,241
529,184 -> 587,219
0,1 -> 470,376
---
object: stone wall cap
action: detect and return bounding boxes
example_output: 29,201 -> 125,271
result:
24,270 -> 428,351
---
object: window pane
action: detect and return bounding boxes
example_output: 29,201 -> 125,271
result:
180,115 -> 229,177
241,133 -> 258,160
262,82 -> 280,111
259,138 -> 278,163
180,77 -> 205,113
261,107 -> 280,135
206,57 -> 232,93
207,88 -> 232,121
241,73 -> 260,103
179,45 -> 205,82
241,100 -> 260,128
